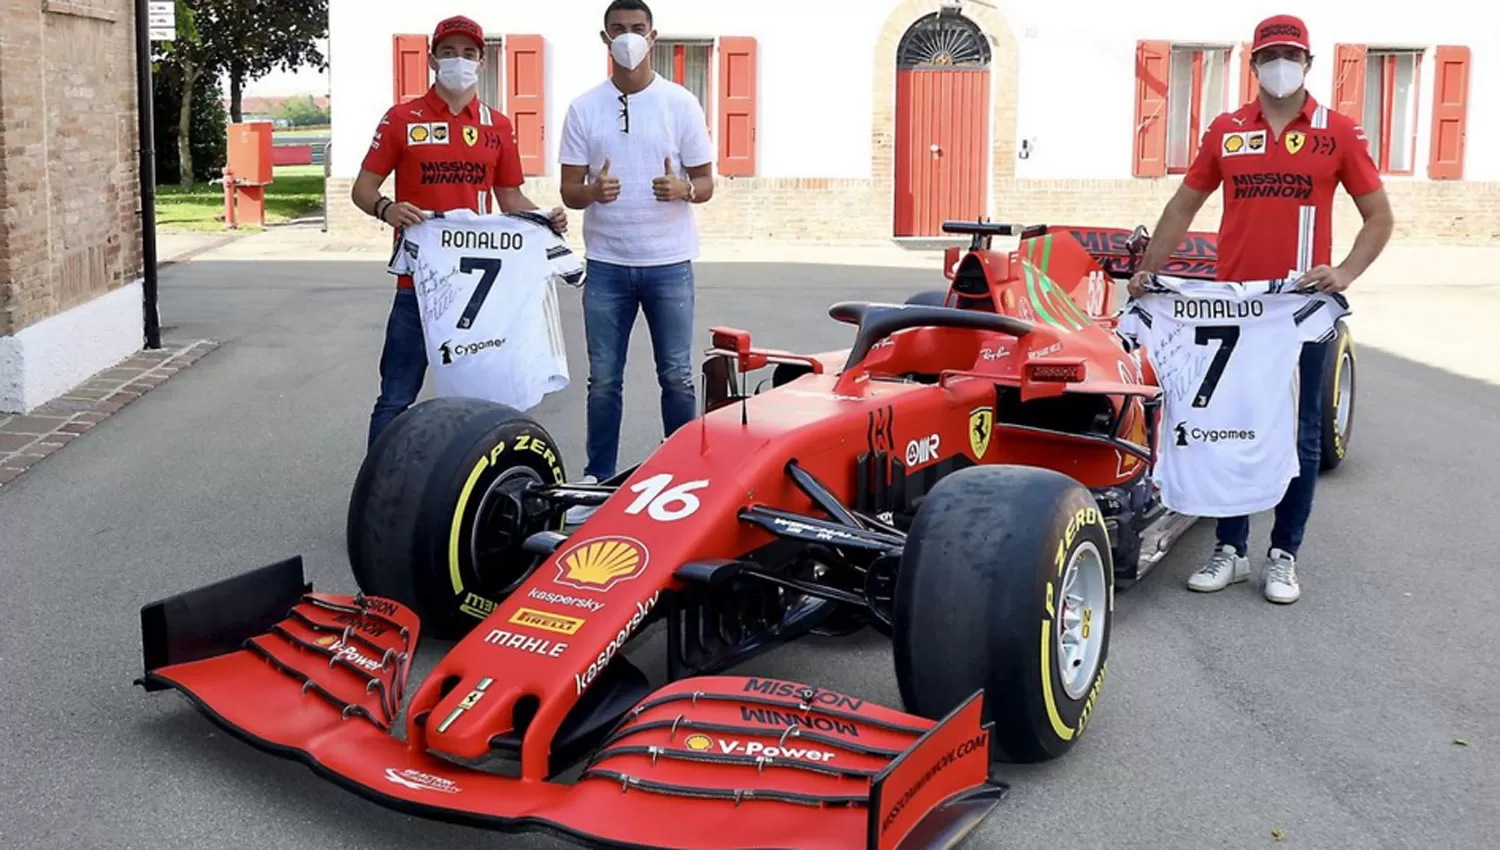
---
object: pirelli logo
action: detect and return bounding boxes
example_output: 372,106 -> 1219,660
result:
509,607 -> 586,636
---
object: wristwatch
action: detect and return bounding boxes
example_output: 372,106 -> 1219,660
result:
686,180 -> 696,202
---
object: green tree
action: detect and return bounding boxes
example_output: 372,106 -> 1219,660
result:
152,58 -> 228,185
277,95 -> 330,127
212,0 -> 328,122
151,0 -> 208,188
152,0 -> 328,187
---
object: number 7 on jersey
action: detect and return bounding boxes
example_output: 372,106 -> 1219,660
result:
456,256 -> 503,330
1192,325 -> 1240,408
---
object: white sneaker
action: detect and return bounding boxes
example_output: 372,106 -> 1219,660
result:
1261,548 -> 1301,604
563,475 -> 599,526
1187,544 -> 1250,592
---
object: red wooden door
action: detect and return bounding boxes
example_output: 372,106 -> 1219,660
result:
505,35 -> 547,175
894,68 -> 989,237
1428,45 -> 1470,179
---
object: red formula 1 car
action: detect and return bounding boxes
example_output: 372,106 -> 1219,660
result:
136,220 -> 1356,850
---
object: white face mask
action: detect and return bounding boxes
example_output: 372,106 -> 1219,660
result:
436,57 -> 480,92
610,32 -> 650,70
1257,58 -> 1305,99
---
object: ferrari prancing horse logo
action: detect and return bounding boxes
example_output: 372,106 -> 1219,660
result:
463,126 -> 479,147
969,407 -> 993,459
1285,131 -> 1306,155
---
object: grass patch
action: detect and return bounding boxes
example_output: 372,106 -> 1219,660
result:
155,164 -> 324,232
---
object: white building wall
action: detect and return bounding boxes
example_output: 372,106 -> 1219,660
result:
1011,4 -> 1500,181
325,0 -> 1499,245
329,0 -> 889,181
331,0 -> 1499,185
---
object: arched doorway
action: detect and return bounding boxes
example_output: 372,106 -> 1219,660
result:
893,10 -> 992,237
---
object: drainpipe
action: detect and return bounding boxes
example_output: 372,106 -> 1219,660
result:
134,0 -> 162,349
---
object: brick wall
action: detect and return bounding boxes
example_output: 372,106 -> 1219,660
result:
0,0 -> 143,337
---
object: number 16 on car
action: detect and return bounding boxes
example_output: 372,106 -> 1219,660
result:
624,473 -> 709,522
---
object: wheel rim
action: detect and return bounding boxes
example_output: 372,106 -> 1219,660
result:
1334,350 -> 1354,437
1056,541 -> 1108,700
469,467 -> 546,596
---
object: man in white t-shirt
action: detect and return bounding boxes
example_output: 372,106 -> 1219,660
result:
557,0 -> 715,524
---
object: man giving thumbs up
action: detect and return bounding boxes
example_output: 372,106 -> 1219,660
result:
653,157 -> 695,202
590,157 -> 622,204
556,0 -> 715,524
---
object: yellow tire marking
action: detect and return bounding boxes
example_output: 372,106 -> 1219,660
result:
1039,618 -> 1075,742
1330,332 -> 1353,457
1041,508 -> 1111,743
448,454 -> 491,594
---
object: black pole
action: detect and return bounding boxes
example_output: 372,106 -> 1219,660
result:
135,0 -> 162,349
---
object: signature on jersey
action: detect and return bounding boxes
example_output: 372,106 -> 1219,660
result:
1162,349 -> 1212,406
416,266 -> 460,321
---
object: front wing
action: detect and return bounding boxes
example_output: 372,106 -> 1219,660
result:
136,557 -> 1005,850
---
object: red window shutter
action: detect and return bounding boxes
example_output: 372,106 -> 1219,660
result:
1133,40 -> 1170,177
505,34 -> 547,175
1239,42 -> 1259,104
1332,44 -> 1367,122
392,34 -> 430,104
716,37 -> 757,176
1428,45 -> 1470,179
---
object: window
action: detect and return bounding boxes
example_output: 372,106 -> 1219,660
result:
1166,46 -> 1230,172
478,38 -> 504,108
652,40 -> 714,118
1362,49 -> 1422,174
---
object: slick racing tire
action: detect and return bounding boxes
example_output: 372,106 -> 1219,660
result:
892,465 -> 1113,764
347,397 -> 568,641
1319,319 -> 1355,473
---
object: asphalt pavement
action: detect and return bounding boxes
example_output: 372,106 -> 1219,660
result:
1,254 -> 1496,850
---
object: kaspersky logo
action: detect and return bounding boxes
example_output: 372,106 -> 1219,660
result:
574,591 -> 660,695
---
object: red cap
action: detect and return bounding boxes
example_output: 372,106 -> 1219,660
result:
1251,14 -> 1310,54
432,15 -> 484,50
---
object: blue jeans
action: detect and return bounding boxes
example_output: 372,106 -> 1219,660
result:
581,259 -> 697,479
367,288 -> 427,449
1216,339 -> 1330,558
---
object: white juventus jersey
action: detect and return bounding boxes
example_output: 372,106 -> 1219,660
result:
1115,274 -> 1349,517
388,210 -> 584,411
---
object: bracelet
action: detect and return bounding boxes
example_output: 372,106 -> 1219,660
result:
374,197 -> 393,222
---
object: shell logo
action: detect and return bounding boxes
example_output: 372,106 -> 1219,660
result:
1223,134 -> 1244,154
315,635 -> 338,647
684,734 -> 713,751
553,535 -> 650,592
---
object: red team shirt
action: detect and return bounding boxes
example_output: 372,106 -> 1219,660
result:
1183,94 -> 1383,281
361,86 -> 526,288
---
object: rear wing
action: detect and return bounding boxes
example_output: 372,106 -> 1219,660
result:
1047,225 -> 1220,281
